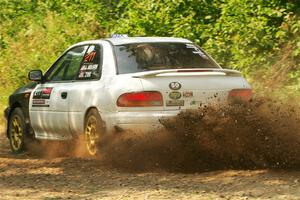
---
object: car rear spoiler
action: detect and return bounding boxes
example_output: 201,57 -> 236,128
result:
131,68 -> 241,78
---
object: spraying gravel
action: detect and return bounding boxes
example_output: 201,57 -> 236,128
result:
102,97 -> 300,172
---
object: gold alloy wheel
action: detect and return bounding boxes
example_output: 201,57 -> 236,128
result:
10,115 -> 23,151
85,115 -> 98,156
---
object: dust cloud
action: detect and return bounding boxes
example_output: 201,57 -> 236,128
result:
101,96 -> 300,172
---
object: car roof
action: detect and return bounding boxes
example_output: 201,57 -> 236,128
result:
105,37 -> 192,45
68,37 -> 193,51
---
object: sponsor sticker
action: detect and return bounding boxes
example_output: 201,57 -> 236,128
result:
33,87 -> 53,99
33,90 -> 42,99
84,51 -> 97,62
41,87 -> 53,99
166,100 -> 184,106
32,87 -> 53,107
33,99 -> 45,104
186,44 -> 208,59
169,91 -> 181,100
183,91 -> 193,98
78,71 -> 92,78
80,64 -> 98,71
32,99 -> 50,107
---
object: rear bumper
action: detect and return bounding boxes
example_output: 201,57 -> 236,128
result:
113,110 -> 180,132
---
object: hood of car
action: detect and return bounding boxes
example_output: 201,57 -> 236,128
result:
13,82 -> 38,95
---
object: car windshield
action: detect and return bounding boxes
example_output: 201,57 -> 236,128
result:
114,42 -> 219,74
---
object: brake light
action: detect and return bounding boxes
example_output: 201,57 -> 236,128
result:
117,91 -> 163,107
177,69 -> 214,73
228,89 -> 253,102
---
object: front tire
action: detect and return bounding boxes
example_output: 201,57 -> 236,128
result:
8,108 -> 27,154
84,109 -> 104,156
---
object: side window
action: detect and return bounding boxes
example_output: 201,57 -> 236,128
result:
47,45 -> 88,81
78,45 -> 102,80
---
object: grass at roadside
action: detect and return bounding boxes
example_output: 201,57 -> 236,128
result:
0,88 -> 10,128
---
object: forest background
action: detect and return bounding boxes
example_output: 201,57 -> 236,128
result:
1,0 -> 300,123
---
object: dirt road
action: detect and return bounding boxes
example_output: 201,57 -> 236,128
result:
1,130 -> 300,200
2,100 -> 300,199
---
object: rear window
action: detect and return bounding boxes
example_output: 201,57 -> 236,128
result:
114,42 -> 219,74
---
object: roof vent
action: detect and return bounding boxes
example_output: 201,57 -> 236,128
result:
111,34 -> 128,38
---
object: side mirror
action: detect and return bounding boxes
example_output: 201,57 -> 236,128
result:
28,70 -> 43,81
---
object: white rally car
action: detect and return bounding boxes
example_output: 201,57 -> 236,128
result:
5,36 -> 252,155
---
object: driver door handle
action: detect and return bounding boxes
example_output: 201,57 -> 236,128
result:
61,92 -> 68,99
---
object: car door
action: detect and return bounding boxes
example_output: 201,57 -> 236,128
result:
29,45 -> 89,140
66,44 -> 104,136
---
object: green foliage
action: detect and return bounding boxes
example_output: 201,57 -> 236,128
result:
0,0 -> 108,112
111,0 -> 222,43
110,0 -> 300,89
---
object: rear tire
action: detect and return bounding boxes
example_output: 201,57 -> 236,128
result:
84,109 -> 104,156
8,108 -> 28,154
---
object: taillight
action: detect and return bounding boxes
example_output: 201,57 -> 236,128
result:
228,89 -> 253,102
117,91 -> 163,107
